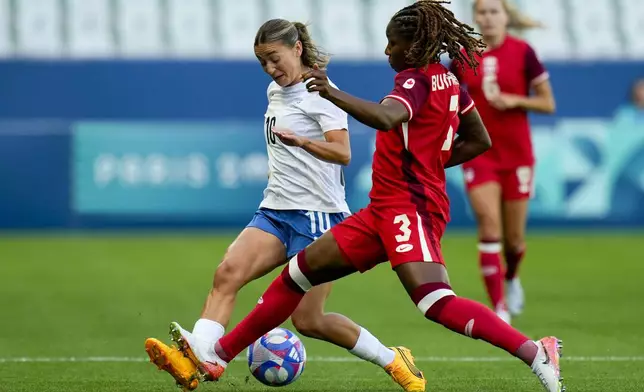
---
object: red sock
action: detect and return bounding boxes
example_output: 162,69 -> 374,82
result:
216,267 -> 306,362
478,240 -> 505,310
418,289 -> 529,355
504,247 -> 526,280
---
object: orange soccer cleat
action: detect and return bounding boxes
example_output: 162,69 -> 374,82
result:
145,338 -> 200,391
384,346 -> 427,392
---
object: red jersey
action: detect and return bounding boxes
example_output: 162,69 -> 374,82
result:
369,64 -> 474,222
451,35 -> 548,169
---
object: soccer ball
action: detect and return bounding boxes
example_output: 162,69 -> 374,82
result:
247,327 -> 307,386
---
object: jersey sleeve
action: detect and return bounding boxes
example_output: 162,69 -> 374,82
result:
266,81 -> 277,102
525,44 -> 549,86
449,60 -> 463,81
382,69 -> 431,121
459,85 -> 475,115
307,95 -> 349,133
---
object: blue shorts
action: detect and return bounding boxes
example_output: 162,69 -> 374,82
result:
247,208 -> 347,258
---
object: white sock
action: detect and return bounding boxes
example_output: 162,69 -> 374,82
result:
349,327 -> 396,368
530,341 -> 545,371
192,318 -> 225,342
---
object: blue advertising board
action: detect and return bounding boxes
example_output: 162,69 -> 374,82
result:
73,121 -> 267,216
0,60 -> 643,229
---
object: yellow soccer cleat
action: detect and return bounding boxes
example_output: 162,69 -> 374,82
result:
145,338 -> 200,391
169,321 -> 226,382
384,346 -> 427,392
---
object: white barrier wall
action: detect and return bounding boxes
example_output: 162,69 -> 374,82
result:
3,0 -> 643,59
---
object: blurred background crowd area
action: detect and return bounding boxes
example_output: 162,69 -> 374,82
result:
1,0 -> 643,60
0,0 -> 643,230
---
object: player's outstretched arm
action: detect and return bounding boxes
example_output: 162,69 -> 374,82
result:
301,129 -> 351,166
326,89 -> 408,131
488,80 -> 555,114
444,108 -> 491,168
273,128 -> 351,166
303,65 -> 408,131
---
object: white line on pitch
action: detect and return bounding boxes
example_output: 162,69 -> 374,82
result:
1,356 -> 643,364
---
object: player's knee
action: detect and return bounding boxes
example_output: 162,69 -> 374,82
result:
503,236 -> 525,254
213,253 -> 248,292
477,215 -> 501,240
470,196 -> 501,238
410,282 -> 456,321
291,311 -> 323,338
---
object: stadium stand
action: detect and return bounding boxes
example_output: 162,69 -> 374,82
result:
1,0 -> 641,60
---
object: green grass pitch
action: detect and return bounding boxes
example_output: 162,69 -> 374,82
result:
1,231 -> 643,391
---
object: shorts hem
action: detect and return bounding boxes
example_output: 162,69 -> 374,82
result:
465,179 -> 500,191
330,227 -> 373,274
246,224 -> 286,244
501,193 -> 532,201
246,214 -> 287,246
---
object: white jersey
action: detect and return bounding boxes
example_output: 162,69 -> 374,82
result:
259,79 -> 350,214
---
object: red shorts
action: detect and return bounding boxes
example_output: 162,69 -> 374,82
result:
330,205 -> 446,273
462,164 -> 535,201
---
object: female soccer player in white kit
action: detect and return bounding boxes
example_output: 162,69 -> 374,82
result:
145,19 -> 426,392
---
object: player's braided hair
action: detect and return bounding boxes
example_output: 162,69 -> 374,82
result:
390,0 -> 485,71
254,19 -> 329,69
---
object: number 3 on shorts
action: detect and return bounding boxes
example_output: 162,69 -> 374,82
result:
393,214 -> 414,253
394,214 -> 412,242
393,213 -> 437,261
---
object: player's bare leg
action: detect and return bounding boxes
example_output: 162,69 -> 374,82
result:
199,227 -> 287,331
468,182 -> 510,323
289,235 -> 425,391
146,228 -> 287,383
291,283 -> 396,369
502,199 -> 529,316
291,283 -> 358,348
165,230 -> 411,388
209,232 -> 427,391
187,232 -> 354,381
395,262 -> 563,392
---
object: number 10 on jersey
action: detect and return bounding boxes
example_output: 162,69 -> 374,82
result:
265,116 -> 277,145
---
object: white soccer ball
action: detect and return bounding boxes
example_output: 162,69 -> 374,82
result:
247,327 -> 307,387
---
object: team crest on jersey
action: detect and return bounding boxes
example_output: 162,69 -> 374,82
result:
403,78 -> 416,89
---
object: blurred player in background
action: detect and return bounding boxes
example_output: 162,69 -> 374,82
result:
145,18 -> 424,392
159,2 -> 563,392
450,0 -> 556,323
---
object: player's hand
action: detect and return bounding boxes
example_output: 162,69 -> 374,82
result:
488,93 -> 521,110
302,64 -> 335,99
272,128 -> 309,147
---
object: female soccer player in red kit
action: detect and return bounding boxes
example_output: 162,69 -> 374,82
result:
451,0 -> 556,322
151,2 -> 563,391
